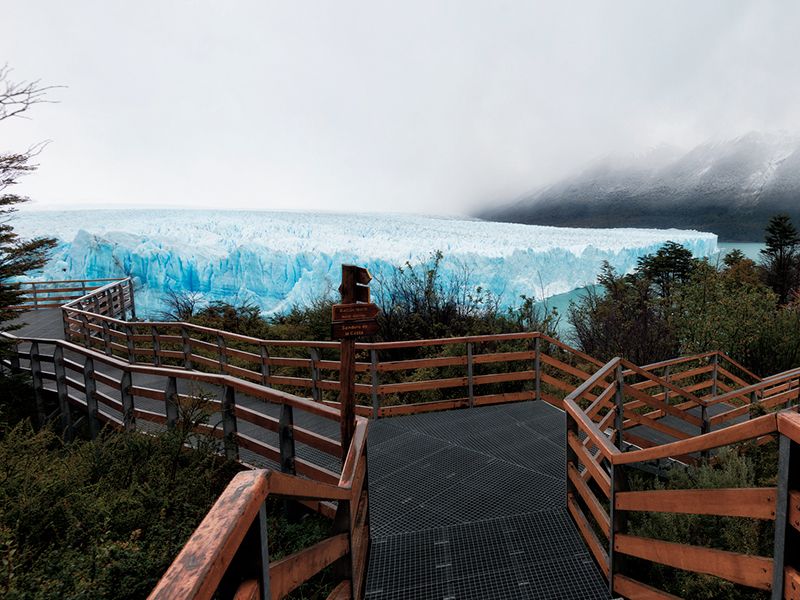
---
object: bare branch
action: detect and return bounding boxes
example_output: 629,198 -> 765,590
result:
0,64 -> 62,122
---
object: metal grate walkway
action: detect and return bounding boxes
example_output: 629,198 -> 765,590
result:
366,402 -> 609,600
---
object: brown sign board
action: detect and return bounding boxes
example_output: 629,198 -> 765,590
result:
331,319 -> 380,339
332,302 -> 379,322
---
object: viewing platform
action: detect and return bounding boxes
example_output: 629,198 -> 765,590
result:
6,277 -> 800,599
10,304 -> 608,599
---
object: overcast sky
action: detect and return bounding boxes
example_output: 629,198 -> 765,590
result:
3,1 -> 800,215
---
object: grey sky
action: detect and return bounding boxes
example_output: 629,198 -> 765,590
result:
3,1 -> 799,214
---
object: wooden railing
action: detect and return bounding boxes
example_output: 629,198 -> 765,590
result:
8,277 -> 128,311
149,419 -> 369,600
0,332 -> 369,599
60,285 -> 615,417
566,355 -> 800,599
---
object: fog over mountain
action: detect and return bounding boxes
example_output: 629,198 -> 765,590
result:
478,132 -> 800,241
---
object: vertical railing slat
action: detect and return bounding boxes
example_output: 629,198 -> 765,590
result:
120,371 -> 135,431
83,355 -> 100,439
53,345 -> 72,439
221,385 -> 238,461
309,347 -> 321,402
370,348 -> 380,418
165,376 -> 178,429
467,342 -> 474,409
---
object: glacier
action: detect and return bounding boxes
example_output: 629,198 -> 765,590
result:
11,209 -> 718,319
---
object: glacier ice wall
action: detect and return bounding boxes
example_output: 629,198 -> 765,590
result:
11,209 -> 718,318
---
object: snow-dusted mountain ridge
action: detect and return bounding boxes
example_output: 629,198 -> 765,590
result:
479,132 -> 800,241
12,210 -> 717,318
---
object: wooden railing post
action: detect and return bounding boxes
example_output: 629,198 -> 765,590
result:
279,402 -> 299,521
614,363 -> 625,449
217,334 -> 228,374
31,282 -> 38,308
259,345 -> 271,387
53,345 -> 73,440
83,355 -> 100,439
221,385 -> 238,461
771,432 -> 800,599
8,339 -> 20,373
534,335 -> 542,402
467,342 -> 475,409
181,326 -> 193,370
104,288 -> 113,317
609,463 -> 627,598
125,324 -> 135,363
151,326 -> 162,367
279,404 -> 296,475
127,279 -> 136,320
120,371 -> 135,431
29,341 -> 46,426
662,365 -> 671,406
62,308 -> 70,340
370,348 -> 380,418
750,390 -> 759,419
101,320 -> 112,356
165,376 -> 179,429
309,347 -> 321,402
80,312 -> 91,347
711,353 -> 719,398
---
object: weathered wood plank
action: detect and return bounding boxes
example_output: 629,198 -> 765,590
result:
616,488 -> 777,520
614,533 -> 773,590
613,574 -> 682,599
268,533 -> 350,600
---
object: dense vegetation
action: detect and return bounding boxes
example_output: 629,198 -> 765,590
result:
569,215 -> 800,377
0,420 -> 239,599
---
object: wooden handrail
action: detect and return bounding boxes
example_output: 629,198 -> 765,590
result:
612,412 -> 778,465
148,470 -> 271,600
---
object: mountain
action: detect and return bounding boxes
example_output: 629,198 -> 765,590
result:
478,132 -> 800,241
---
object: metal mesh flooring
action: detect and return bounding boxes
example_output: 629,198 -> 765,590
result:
366,402 -> 609,599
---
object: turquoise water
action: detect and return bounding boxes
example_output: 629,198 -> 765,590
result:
542,241 -> 765,339
717,242 -> 765,262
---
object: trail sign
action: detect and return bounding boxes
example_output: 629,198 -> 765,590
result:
332,302 -> 379,322
334,264 -> 380,463
331,319 -> 380,338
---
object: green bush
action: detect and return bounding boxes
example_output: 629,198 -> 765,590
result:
0,421 -> 241,600
625,445 -> 777,599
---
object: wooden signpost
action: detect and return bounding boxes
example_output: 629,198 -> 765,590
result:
332,264 -> 379,459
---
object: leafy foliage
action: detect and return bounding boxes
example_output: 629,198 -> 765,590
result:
569,231 -> 800,377
0,422 -> 241,600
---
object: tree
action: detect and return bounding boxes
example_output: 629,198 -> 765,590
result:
568,262 -> 678,364
760,214 -> 800,304
0,66 -> 58,328
636,240 -> 697,300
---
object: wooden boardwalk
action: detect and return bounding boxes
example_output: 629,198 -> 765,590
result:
11,308 -> 608,599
